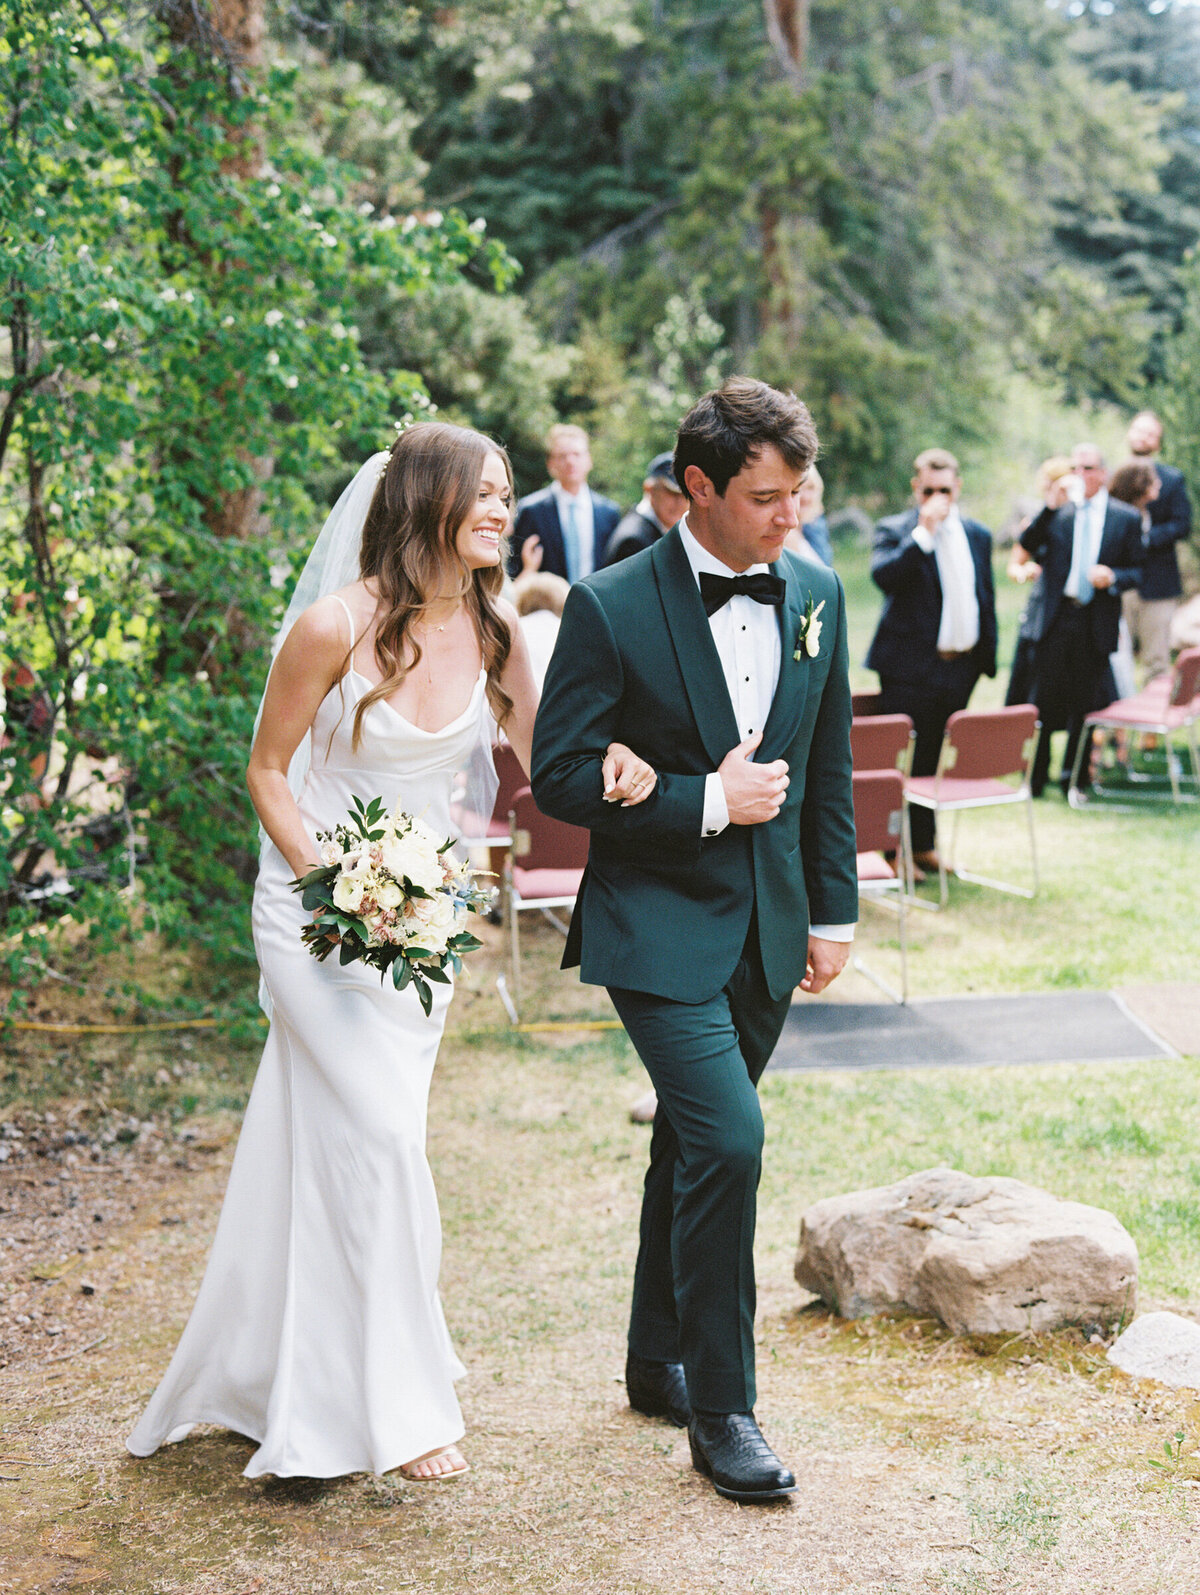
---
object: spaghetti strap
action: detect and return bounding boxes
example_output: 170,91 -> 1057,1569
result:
330,592 -> 357,653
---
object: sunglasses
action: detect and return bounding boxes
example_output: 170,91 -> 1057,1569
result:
921,486 -> 953,498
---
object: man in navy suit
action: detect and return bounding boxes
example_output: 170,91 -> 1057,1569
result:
865,448 -> 997,870
1124,410 -> 1193,681
506,424 -> 621,581
1020,443 -> 1144,796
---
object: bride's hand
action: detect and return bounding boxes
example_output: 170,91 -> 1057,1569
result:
603,743 -> 658,806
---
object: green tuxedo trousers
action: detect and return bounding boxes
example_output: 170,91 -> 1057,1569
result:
608,920 -> 793,1414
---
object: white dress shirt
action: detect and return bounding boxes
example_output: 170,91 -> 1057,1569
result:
551,482 -> 596,578
679,519 -> 854,944
910,508 -> 980,653
1066,488 -> 1107,602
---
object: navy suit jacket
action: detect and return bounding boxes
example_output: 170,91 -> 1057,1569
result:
865,509 -> 998,693
1019,498 -> 1144,656
506,486 -> 621,580
1139,462 -> 1192,600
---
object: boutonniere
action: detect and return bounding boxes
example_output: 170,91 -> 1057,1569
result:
793,596 -> 825,661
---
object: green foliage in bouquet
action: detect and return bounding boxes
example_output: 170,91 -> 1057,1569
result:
292,796 -> 488,1018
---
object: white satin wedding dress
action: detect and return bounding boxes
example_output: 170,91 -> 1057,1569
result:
128,596 -> 489,1479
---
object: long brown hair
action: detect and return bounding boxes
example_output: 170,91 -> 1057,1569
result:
351,421 -> 515,747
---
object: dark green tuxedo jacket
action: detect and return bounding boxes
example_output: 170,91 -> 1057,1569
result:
530,527 -> 858,1004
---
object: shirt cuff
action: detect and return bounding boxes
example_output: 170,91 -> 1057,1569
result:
911,526 -> 935,554
701,772 -> 729,837
809,923 -> 856,943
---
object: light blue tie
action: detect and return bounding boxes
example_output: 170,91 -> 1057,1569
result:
563,498 -> 581,584
1070,501 -> 1093,606
1076,500 -> 1094,606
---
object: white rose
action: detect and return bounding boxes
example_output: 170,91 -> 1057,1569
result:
408,892 -> 457,955
332,875 -> 365,913
805,619 -> 823,658
376,879 -> 403,910
380,833 -> 443,895
319,838 -> 341,866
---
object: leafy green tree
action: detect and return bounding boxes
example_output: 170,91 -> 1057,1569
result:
0,1 -> 510,1008
355,0 -> 1166,492
1053,0 -> 1200,380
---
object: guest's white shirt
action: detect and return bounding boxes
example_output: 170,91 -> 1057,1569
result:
1066,488 -> 1108,601
518,609 -> 561,693
911,508 -> 979,653
551,481 -> 596,577
679,518 -> 853,943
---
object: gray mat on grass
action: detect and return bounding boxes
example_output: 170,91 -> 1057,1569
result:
770,990 -> 1173,1073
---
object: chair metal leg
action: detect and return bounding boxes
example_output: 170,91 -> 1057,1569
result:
936,814 -> 950,910
852,952 -> 905,1005
1167,738 -> 1183,804
941,801 -> 1038,900
504,869 -> 521,1022
901,797 -> 942,912
1067,724 -> 1090,806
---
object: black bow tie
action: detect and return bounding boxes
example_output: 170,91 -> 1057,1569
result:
698,570 -> 786,617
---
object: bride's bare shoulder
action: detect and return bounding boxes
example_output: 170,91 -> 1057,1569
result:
284,588 -> 368,659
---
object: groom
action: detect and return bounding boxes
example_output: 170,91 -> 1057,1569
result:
531,377 -> 858,1502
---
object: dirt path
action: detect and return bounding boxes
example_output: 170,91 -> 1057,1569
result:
4,1001 -> 1200,1593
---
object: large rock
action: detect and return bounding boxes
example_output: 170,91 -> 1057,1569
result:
795,1166 -> 1137,1335
1108,1312 -> 1200,1389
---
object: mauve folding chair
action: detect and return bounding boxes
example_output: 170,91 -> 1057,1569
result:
850,713 -> 915,776
500,785 -> 588,1021
851,768 -> 909,1003
1067,645 -> 1200,808
904,705 -> 1041,911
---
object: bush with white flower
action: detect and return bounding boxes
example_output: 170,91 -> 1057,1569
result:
293,795 -> 490,1015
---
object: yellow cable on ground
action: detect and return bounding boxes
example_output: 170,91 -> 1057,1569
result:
11,1018 -> 219,1035
515,1020 -> 624,1033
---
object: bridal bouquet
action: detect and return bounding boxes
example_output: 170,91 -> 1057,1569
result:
293,795 -> 490,1015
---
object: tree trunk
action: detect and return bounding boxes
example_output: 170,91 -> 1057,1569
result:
156,0 -> 268,545
762,0 -> 808,87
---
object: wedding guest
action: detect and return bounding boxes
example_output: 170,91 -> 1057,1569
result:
506,423 -> 621,581
784,463 -> 833,566
865,447 -> 997,872
1107,458 -> 1160,696
1019,443 -> 1143,797
604,453 -> 687,565
511,570 -> 570,691
1124,410 -> 1192,682
1006,456 -> 1071,707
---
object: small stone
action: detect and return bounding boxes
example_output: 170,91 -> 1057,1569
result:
1108,1312 -> 1200,1390
80,1283 -> 96,1296
628,1089 -> 658,1125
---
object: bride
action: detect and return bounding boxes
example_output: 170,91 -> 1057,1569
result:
127,422 -> 657,1482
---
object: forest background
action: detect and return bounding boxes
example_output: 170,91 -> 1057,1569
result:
4,0 -> 1200,1016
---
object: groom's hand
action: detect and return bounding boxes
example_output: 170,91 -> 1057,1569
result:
799,936 -> 850,995
719,731 -> 789,824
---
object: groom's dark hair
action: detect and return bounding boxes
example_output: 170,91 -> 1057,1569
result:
673,377 -> 819,500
